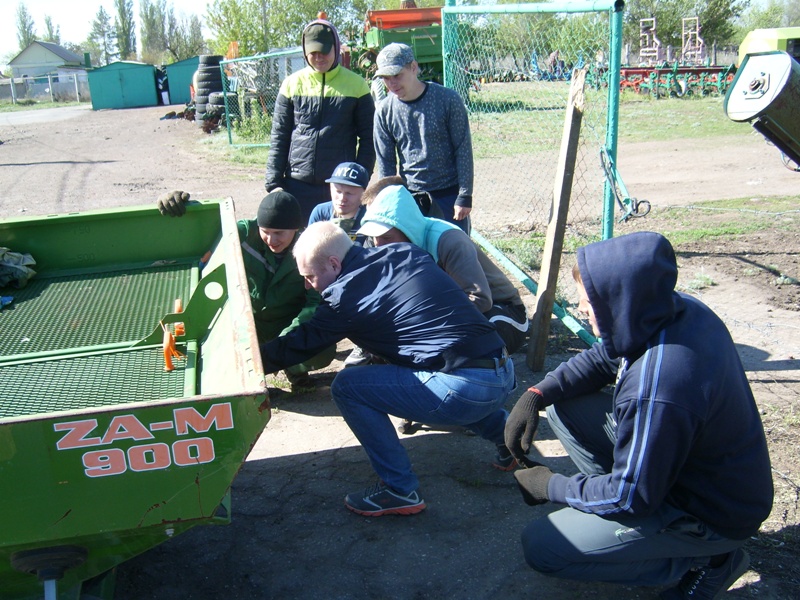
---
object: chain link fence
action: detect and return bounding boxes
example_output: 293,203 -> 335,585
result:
0,73 -> 90,104
219,48 -> 305,147
442,1 -> 622,342
442,3 -> 618,242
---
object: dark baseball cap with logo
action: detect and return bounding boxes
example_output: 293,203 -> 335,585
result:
303,23 -> 335,54
325,162 -> 369,189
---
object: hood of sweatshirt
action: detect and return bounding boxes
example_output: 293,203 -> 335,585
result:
577,231 -> 684,359
360,185 -> 460,262
302,19 -> 341,70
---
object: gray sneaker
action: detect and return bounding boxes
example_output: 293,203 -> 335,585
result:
660,548 -> 750,599
344,346 -> 373,367
344,482 -> 426,516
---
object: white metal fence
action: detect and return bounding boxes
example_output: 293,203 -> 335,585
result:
0,74 -> 91,104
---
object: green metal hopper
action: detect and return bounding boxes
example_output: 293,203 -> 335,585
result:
0,200 -> 270,599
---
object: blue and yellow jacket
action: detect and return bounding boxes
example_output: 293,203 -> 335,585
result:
265,20 -> 375,189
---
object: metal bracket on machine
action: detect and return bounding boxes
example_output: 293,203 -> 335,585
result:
132,263 -> 228,347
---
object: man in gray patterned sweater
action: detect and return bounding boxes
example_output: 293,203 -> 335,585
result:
373,43 -> 474,234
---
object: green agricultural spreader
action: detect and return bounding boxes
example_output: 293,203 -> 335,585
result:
0,201 -> 270,599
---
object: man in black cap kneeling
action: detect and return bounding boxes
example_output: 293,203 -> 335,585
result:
157,189 -> 334,389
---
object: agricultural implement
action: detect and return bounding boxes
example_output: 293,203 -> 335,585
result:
725,50 -> 800,171
620,62 -> 736,98
349,5 -> 444,82
0,200 -> 269,599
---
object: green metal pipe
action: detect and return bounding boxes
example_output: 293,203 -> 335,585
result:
602,1 -> 625,239
443,0 -> 456,89
0,342 -> 149,366
471,231 -> 596,347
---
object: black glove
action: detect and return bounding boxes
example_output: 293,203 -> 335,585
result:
157,190 -> 190,216
513,463 -> 554,506
504,387 -> 545,467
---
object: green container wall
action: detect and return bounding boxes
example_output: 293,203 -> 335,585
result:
0,200 -> 269,599
87,61 -> 158,110
366,26 -> 443,64
165,56 -> 200,105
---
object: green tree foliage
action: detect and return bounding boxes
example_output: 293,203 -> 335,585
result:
141,0 -> 206,65
16,2 -> 37,51
206,0 -> 397,59
207,0 -> 271,56
115,0 -> 137,60
43,16 -> 61,45
165,13 -> 207,61
90,6 -> 118,66
140,0 -> 168,63
735,0 -> 800,37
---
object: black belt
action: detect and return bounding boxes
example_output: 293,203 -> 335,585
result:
460,349 -> 508,370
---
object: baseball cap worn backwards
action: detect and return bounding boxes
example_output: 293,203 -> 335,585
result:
326,162 -> 370,188
375,43 -> 415,77
304,23 -> 335,54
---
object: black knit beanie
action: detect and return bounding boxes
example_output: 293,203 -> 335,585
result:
257,191 -> 303,229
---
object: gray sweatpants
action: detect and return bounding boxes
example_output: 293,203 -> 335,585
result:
521,391 -> 743,586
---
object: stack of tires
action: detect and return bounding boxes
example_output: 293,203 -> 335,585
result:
207,90 -> 238,123
194,55 -> 224,127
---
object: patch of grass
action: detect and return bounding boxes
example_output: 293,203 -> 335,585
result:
0,100 -> 84,112
642,196 -> 800,246
681,271 -> 716,292
199,131 -> 269,166
617,95 -> 744,143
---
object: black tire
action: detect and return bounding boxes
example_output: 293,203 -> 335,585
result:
206,105 -> 225,118
198,65 -> 221,76
209,91 -> 237,106
199,55 -> 224,67
196,82 -> 220,95
195,70 -> 222,86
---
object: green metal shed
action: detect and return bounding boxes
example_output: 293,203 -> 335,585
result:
87,61 -> 158,110
165,56 -> 200,105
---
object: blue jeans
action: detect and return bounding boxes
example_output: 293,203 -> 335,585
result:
430,189 -> 471,235
331,358 -> 515,495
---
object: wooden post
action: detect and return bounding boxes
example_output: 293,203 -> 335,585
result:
527,68 -> 587,371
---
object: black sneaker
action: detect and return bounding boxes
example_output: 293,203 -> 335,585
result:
492,444 -> 518,471
344,482 -> 426,516
344,346 -> 373,368
660,548 -> 750,599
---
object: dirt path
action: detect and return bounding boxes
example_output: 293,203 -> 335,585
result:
1,104 -> 798,599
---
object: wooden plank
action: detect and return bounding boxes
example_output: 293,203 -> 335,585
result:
527,69 -> 587,371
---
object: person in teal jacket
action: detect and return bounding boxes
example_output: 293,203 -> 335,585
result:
359,182 -> 529,354
265,19 -> 375,224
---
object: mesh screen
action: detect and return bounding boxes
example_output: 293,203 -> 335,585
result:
1,264 -> 193,357
443,10 -> 612,237
0,346 -> 190,418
